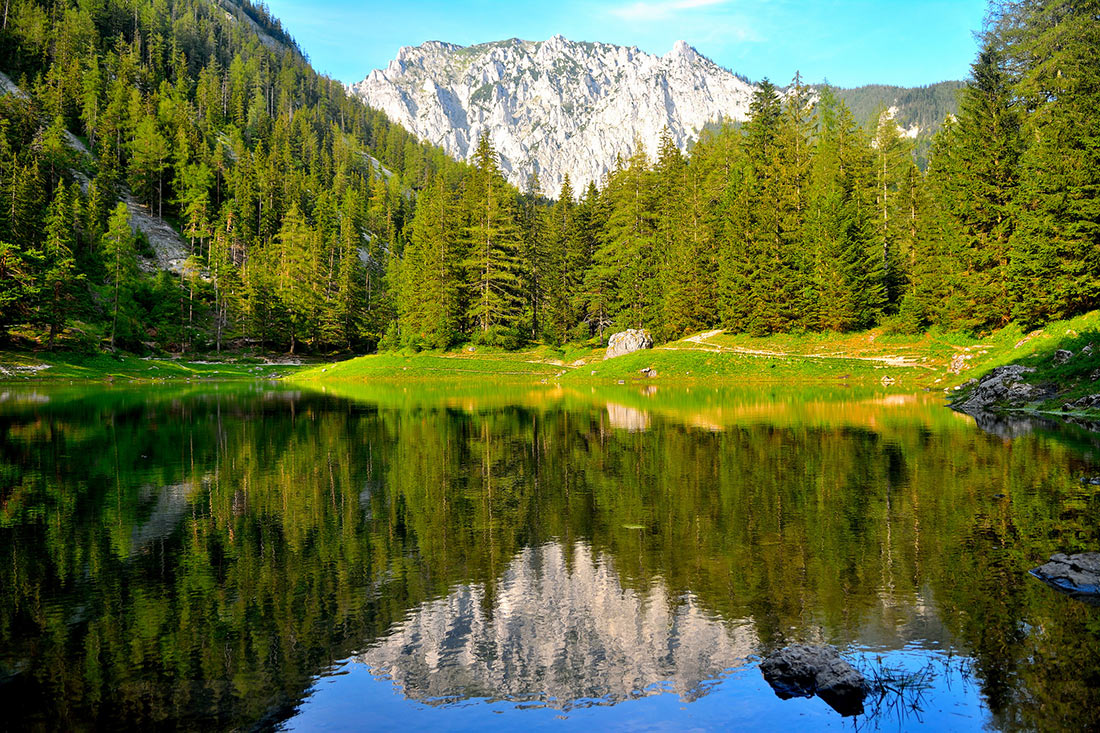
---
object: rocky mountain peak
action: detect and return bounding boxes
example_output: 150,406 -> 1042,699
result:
667,39 -> 698,60
349,36 -> 756,196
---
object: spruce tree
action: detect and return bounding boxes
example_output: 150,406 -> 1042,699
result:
0,240 -> 38,337
274,204 -> 321,353
464,133 -> 525,343
1000,0 -> 1100,325
920,44 -> 1022,331
597,142 -> 657,332
871,107 -> 916,311
807,90 -> 883,331
540,176 -> 577,344
42,183 -> 80,347
101,203 -> 137,349
400,175 -> 460,348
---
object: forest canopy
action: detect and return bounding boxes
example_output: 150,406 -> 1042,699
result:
0,0 -> 1096,354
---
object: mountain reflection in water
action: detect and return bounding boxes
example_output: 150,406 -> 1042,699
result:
361,541 -> 755,707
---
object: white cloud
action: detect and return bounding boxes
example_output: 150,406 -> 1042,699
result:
610,0 -> 732,22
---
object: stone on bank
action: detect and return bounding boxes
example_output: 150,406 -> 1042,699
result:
604,330 -> 653,360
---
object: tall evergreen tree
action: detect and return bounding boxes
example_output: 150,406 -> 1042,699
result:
871,107 -> 917,310
464,133 -> 525,342
807,89 -> 884,331
42,182 -> 80,347
101,203 -> 137,349
399,175 -> 460,348
917,45 -> 1022,331
998,0 -> 1100,326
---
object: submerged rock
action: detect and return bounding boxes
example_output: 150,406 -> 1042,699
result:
1030,553 -> 1100,604
760,644 -> 868,716
605,330 -> 653,360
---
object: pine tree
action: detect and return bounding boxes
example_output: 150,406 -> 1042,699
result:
274,204 -> 321,353
917,44 -> 1022,332
326,189 -> 367,350
539,175 -> 577,344
464,133 -> 525,343
769,74 -> 816,331
807,90 -> 884,331
129,116 -> 170,217
42,183 -> 80,347
0,240 -> 38,337
654,130 -> 703,339
102,203 -> 137,349
399,175 -> 460,348
596,142 -> 657,332
734,79 -> 789,334
518,172 -> 545,340
871,107 -> 916,311
1000,0 -> 1100,326
572,181 -> 603,340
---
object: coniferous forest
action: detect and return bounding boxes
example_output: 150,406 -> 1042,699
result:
0,0 -> 1097,355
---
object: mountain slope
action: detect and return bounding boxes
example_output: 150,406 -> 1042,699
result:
350,37 -> 756,195
832,81 -> 964,164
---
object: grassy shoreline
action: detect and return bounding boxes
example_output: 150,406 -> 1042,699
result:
6,312 -> 1099,422
286,325 -> 991,388
0,350 -> 307,382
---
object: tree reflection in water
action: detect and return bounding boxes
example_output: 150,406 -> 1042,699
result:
0,383 -> 1097,730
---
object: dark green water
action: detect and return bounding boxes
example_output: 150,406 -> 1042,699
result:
1,382 -> 1099,731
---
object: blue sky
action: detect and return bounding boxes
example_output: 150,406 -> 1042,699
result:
263,0 -> 989,88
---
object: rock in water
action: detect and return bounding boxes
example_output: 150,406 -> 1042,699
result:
605,330 -> 653,360
760,644 -> 868,716
1030,553 -> 1100,603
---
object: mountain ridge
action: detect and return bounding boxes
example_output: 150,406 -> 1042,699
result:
350,36 -> 757,195
352,37 -> 962,194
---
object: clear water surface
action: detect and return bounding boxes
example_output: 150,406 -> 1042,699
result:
1,381 -> 1098,731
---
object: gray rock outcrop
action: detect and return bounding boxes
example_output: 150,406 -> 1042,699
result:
1030,553 -> 1100,604
1053,349 -> 1074,365
951,364 -> 1051,413
605,329 -> 653,360
760,644 -> 869,716
1061,394 -> 1100,412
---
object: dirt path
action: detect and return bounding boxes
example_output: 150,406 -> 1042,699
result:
669,329 -> 932,369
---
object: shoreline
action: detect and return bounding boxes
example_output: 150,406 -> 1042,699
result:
2,314 -> 1097,425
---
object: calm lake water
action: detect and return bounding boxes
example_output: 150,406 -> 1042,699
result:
1,381 -> 1099,731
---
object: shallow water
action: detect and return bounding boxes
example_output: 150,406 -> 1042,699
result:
1,382 -> 1098,730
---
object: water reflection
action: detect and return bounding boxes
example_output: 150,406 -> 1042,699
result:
0,382 -> 1098,731
605,403 -> 650,431
362,541 -> 755,707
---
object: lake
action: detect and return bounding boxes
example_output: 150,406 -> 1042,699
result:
1,381 -> 1098,731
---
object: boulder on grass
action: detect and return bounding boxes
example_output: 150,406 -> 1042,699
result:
605,330 -> 653,360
